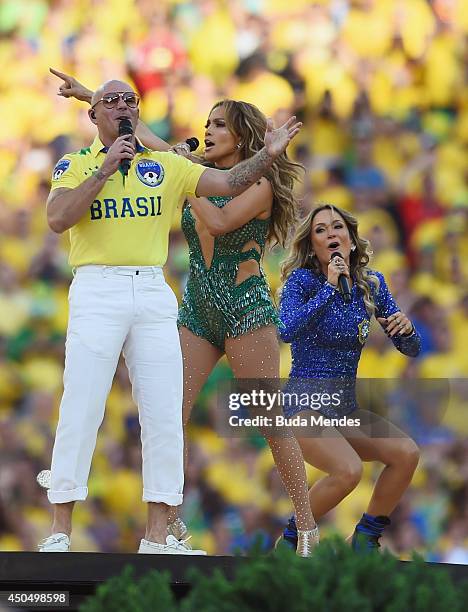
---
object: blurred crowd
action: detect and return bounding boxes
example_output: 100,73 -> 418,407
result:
0,0 -> 467,561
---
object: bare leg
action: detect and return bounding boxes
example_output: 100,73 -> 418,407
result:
225,326 -> 316,530
298,433 -> 363,520
344,413 -> 420,516
51,502 -> 75,536
145,502 -> 169,544
167,327 -> 222,525
179,327 -> 223,426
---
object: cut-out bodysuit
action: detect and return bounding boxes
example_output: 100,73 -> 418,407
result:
178,196 -> 280,349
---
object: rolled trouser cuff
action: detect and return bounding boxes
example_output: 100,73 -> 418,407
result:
142,489 -> 183,506
47,486 -> 88,504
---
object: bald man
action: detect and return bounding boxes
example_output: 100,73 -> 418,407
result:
40,78 -> 301,554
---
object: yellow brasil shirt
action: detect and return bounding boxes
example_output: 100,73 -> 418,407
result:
50,136 -> 205,267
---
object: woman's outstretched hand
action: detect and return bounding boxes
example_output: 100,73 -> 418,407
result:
264,116 -> 302,158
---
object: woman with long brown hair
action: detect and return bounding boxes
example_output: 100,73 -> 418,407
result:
277,203 -> 421,552
47,69 -> 319,556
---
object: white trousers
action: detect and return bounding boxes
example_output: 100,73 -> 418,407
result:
48,265 -> 184,506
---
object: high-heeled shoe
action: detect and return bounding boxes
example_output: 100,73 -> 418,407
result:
296,526 -> 320,557
167,518 -> 192,548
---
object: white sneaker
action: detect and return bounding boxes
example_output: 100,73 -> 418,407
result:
36,469 -> 51,489
138,534 -> 207,555
38,533 -> 70,552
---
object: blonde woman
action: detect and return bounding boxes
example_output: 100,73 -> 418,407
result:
277,204 -> 420,552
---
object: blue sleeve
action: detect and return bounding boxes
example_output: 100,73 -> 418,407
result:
372,271 -> 421,357
279,269 -> 336,343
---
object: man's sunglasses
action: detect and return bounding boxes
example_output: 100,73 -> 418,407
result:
91,92 -> 140,110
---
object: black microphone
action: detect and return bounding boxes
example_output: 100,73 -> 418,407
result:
118,118 -> 133,176
330,251 -> 352,303
185,137 -> 200,152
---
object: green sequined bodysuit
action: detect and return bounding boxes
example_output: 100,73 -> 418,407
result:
178,196 -> 280,350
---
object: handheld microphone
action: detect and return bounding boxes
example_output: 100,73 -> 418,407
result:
118,118 -> 133,176
330,251 -> 352,303
185,137 -> 200,152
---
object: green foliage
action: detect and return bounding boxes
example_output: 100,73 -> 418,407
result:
79,565 -> 177,612
80,539 -> 467,612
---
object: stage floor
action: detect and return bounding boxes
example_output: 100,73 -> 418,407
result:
0,552 -> 466,611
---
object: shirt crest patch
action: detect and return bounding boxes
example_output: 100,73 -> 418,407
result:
136,159 -> 165,187
52,159 -> 71,180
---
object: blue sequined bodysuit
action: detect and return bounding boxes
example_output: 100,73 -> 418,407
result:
279,268 -> 421,417
178,196 -> 280,350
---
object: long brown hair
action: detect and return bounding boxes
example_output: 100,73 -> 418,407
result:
210,99 -> 302,248
280,204 -> 379,314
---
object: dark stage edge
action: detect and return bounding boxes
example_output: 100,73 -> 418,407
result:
0,552 -> 467,611
0,553 -> 238,610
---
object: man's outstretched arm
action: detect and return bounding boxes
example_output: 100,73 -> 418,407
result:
49,68 -> 171,151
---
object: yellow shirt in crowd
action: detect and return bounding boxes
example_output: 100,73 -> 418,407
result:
50,136 -> 205,267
